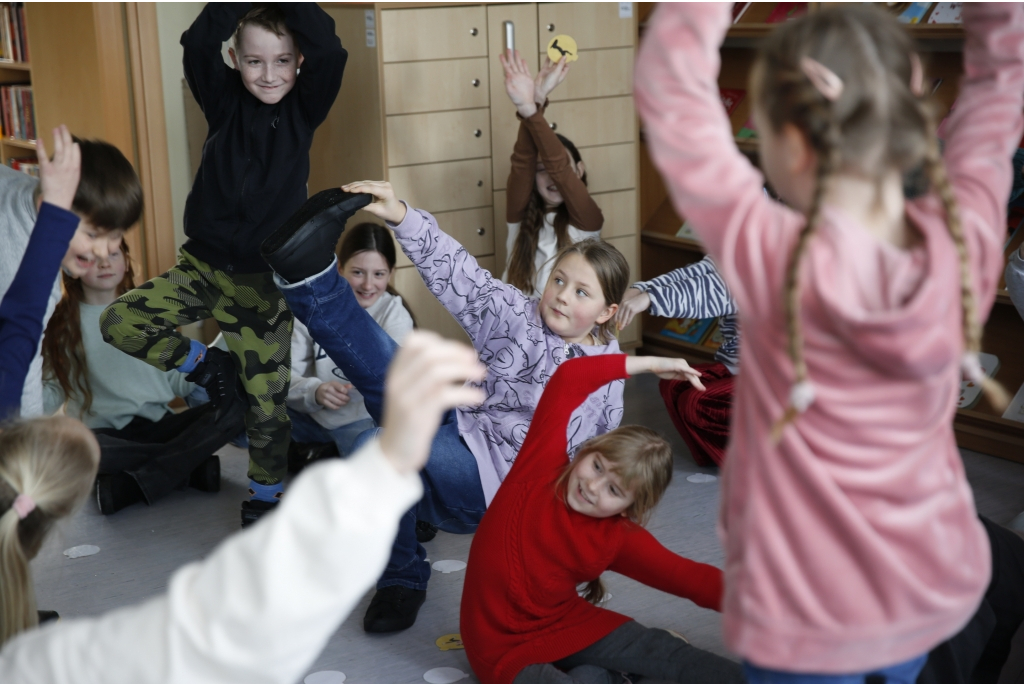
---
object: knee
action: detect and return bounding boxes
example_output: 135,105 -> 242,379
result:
352,426 -> 383,454
98,300 -> 134,346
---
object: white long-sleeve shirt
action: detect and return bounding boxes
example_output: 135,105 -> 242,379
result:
0,441 -> 421,682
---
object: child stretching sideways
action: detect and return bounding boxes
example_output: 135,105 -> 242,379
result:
636,3 -> 1024,682
462,353 -> 742,684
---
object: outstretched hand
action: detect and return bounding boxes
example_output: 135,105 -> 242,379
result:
534,55 -> 570,106
615,287 -> 651,331
379,332 -> 487,475
499,49 -> 539,118
340,181 -> 407,225
37,125 -> 81,211
625,354 -> 705,391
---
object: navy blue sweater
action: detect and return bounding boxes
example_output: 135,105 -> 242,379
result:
181,3 -> 346,274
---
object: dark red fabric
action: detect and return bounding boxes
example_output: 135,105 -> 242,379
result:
659,362 -> 734,467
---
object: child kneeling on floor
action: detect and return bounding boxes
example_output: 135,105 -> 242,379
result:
461,353 -> 742,684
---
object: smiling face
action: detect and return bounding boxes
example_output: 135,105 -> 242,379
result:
62,220 -> 125,279
341,250 -> 393,310
535,148 -> 584,208
79,240 -> 126,295
567,451 -> 635,518
229,25 -> 303,105
538,252 -> 617,344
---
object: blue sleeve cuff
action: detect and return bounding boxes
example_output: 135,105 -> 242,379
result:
178,339 -> 208,373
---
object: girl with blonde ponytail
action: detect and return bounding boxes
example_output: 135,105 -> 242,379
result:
637,3 -> 1024,682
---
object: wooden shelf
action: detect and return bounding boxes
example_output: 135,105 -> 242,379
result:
0,60 -> 30,71
1,138 -> 36,151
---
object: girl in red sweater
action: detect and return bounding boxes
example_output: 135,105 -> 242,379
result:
461,353 -> 743,684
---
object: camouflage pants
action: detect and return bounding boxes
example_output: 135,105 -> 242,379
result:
100,248 -> 292,485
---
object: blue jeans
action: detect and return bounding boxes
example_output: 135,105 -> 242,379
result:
275,260 -> 487,591
287,408 -> 375,458
743,653 -> 928,684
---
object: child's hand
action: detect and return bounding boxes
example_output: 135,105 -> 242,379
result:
315,381 -> 351,411
379,332 -> 486,475
534,55 -> 570,106
499,49 -> 538,118
37,125 -> 81,211
341,181 -> 407,225
625,355 -> 705,391
615,287 -> 651,330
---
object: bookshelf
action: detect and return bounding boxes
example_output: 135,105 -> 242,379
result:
637,2 -> 1024,464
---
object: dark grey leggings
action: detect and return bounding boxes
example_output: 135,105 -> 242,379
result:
513,620 -> 744,684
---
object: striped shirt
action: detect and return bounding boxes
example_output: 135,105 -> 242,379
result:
633,255 -> 740,373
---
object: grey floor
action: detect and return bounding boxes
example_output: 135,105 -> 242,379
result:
31,375 -> 1024,683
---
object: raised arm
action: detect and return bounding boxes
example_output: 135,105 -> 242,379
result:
180,3 -> 251,125
507,113 -> 540,223
283,3 -> 347,128
636,256 -> 738,319
610,526 -> 723,612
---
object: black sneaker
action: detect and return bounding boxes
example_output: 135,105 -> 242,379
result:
415,520 -> 438,543
287,440 -> 340,474
240,499 -> 279,528
188,455 -> 220,493
95,473 -> 145,515
260,189 -> 373,283
185,347 -> 239,420
363,586 -> 427,633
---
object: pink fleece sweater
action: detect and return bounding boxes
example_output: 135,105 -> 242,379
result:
635,3 -> 1024,673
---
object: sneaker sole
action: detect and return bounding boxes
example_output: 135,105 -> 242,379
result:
260,189 -> 372,259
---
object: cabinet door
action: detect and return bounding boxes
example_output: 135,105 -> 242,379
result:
389,158 -> 492,214
488,3 -> 539,191
538,3 -> 634,50
387,109 -> 491,166
592,190 -> 637,240
544,96 -> 635,148
543,47 -> 633,102
580,143 -> 635,194
393,206 -> 494,268
383,59 -> 489,115
381,6 -> 487,62
605,234 -> 640,347
394,255 -> 498,343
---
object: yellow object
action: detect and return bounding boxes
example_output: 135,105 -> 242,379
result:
436,633 -> 465,651
547,34 -> 579,63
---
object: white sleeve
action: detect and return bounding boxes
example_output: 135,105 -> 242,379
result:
567,225 -> 601,244
287,320 -> 324,415
0,442 -> 422,683
502,221 -> 521,282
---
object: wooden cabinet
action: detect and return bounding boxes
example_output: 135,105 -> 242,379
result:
538,3 -> 634,49
380,6 -> 487,62
386,109 -> 491,166
382,59 -> 489,114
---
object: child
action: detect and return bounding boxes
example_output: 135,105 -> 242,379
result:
100,3 -> 347,527
636,3 -> 1024,681
288,223 -> 413,459
42,241 -> 246,515
616,255 -> 739,467
499,50 -> 604,298
0,132 -> 141,419
0,333 -> 487,680
461,353 -> 744,684
260,180 -> 671,634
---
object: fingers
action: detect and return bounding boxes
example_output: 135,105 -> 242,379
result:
36,134 -> 48,169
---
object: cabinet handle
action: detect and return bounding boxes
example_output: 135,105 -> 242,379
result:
471,78 -> 481,87
477,180 -> 483,187
473,129 -> 482,138
477,227 -> 486,236
547,23 -> 555,31
470,27 -> 478,36
549,122 -> 558,131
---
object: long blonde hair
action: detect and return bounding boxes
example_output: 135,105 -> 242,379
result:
753,5 -> 1008,439
0,417 -> 99,646
555,425 -> 672,604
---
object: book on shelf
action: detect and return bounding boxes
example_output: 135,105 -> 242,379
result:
736,115 -> 758,140
661,317 -> 716,345
702,322 -> 724,351
1003,382 -> 1024,425
731,2 -> 752,23
927,2 -> 962,24
719,88 -> 745,116
957,352 -> 1000,410
897,2 -> 932,24
0,83 -> 34,140
8,156 -> 36,177
765,2 -> 808,24
0,3 -> 28,63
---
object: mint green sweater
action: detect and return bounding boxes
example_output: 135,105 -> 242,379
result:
43,303 -> 195,430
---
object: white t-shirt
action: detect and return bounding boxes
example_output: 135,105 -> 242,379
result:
502,213 -> 599,298
287,291 -> 413,430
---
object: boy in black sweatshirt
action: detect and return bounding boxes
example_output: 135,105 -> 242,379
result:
101,3 -> 346,526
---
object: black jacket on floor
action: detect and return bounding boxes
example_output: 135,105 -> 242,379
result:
180,2 -> 346,274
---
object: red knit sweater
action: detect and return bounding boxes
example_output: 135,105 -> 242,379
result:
460,354 -> 724,683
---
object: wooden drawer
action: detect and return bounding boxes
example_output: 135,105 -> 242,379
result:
383,59 -> 488,115
394,206 -> 494,268
544,96 -> 634,148
381,6 -> 487,63
389,158 -> 492,214
592,190 -> 637,239
387,109 -> 491,167
539,3 -> 635,50
394,255 -> 498,344
605,234 -> 641,347
543,47 -> 633,101
579,143 -> 635,194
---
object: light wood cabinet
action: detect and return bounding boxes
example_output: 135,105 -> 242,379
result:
386,109 -> 491,166
542,47 -> 635,101
382,59 -> 489,114
544,96 -> 635,148
538,3 -> 635,49
393,206 -> 494,269
381,6 -> 487,62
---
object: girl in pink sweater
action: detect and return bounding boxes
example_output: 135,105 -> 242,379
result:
635,3 -> 1024,682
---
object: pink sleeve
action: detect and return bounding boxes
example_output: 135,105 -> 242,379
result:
941,3 -> 1024,315
634,3 -> 805,320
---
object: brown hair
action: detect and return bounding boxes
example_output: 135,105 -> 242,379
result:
507,134 -> 587,295
752,5 -> 1008,438
555,425 -> 673,604
234,4 -> 290,51
0,417 -> 99,646
43,241 -> 137,419
335,222 -> 416,326
72,137 -> 143,231
549,238 -> 629,344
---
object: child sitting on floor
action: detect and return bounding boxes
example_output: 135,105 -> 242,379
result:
461,353 -> 742,684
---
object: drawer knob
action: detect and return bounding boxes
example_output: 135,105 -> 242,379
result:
547,23 -> 555,31
473,129 -> 482,138
471,78 -> 481,87
470,27 -> 479,36
477,227 -> 486,236
477,180 -> 483,187
549,122 -> 558,131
